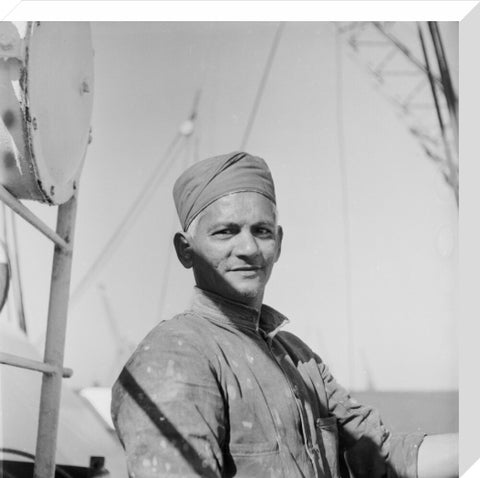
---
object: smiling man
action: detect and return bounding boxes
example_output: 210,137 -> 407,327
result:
111,152 -> 457,478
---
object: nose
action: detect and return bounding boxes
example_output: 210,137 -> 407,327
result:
234,230 -> 259,258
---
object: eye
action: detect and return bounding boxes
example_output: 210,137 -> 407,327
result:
212,228 -> 235,237
255,227 -> 274,238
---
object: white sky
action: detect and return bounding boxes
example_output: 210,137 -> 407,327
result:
2,20 -> 459,392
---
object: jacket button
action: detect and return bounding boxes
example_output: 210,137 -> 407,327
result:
292,385 -> 299,397
315,418 -> 322,427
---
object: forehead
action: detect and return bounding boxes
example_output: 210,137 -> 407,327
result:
200,192 -> 277,226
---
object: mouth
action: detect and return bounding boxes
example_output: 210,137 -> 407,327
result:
229,266 -> 265,277
230,266 -> 263,272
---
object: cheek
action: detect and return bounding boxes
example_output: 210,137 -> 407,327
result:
262,242 -> 279,262
197,245 -> 228,270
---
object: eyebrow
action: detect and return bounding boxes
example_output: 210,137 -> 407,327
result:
255,220 -> 276,227
208,220 -> 276,231
208,222 -> 238,231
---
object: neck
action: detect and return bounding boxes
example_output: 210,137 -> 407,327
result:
193,284 -> 263,315
192,286 -> 262,329
191,286 -> 289,337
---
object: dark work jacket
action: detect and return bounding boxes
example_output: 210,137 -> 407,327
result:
111,287 -> 425,478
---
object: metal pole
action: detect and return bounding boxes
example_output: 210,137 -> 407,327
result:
33,194 -> 77,478
8,209 -> 28,333
0,185 -> 71,251
372,22 -> 444,91
417,23 -> 459,207
0,352 -> 73,378
335,28 -> 355,389
428,21 -> 459,154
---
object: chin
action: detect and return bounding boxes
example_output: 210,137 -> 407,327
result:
228,283 -> 263,304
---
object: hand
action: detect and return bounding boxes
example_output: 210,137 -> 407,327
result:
417,433 -> 458,478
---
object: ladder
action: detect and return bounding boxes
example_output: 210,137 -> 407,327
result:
0,189 -> 78,478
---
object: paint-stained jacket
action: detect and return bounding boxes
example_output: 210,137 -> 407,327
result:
111,287 -> 425,478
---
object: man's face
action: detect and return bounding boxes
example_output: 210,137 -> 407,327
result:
187,192 -> 282,309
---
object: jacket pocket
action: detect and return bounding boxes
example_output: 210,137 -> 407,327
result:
315,416 -> 341,478
227,442 -> 282,478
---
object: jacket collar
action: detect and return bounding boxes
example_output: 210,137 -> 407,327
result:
190,286 -> 289,338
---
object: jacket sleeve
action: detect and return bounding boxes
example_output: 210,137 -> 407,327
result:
319,360 -> 425,478
111,322 -> 226,478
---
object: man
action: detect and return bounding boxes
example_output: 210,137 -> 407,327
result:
111,151 -> 458,478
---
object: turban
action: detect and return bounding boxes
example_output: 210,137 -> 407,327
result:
173,151 -> 276,231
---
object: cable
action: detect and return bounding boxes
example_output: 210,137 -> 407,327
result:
153,87 -> 205,323
0,448 -> 75,478
335,27 -> 355,389
8,211 -> 27,333
71,88 -> 204,306
372,22 -> 444,91
240,22 -> 285,150
428,21 -> 458,153
0,448 -> 35,460
71,132 -> 185,305
417,22 -> 458,207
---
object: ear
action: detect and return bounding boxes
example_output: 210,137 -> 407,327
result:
174,232 -> 194,269
274,225 -> 283,263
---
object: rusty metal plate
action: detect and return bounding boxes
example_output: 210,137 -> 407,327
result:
0,22 -> 94,204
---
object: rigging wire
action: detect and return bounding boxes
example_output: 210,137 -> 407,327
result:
427,21 -> 459,153
0,448 -> 75,478
154,88 -> 204,322
335,27 -> 355,389
71,90 -> 202,307
338,22 -> 458,207
417,22 -> 458,206
8,212 -> 27,333
372,22 -> 444,91
240,22 -> 285,150
71,132 -> 186,305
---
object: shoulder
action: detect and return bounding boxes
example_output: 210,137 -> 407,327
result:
111,312 -> 217,409
125,312 -> 213,368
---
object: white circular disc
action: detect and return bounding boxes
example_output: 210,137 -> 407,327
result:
25,21 -> 94,203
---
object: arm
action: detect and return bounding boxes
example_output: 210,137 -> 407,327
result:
276,330 -> 425,478
417,433 -> 458,478
318,360 -> 425,478
111,324 -> 225,478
